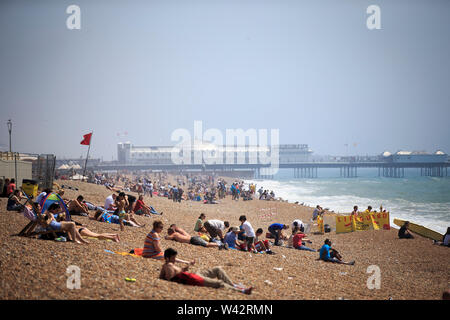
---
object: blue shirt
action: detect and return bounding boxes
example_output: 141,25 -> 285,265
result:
319,244 -> 331,260
269,223 -> 284,230
224,231 -> 237,249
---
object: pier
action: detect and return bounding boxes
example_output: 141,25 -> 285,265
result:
90,161 -> 450,179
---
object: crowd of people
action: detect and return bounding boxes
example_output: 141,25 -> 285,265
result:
4,172 -> 449,297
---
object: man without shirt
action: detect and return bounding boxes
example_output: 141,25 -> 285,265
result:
159,248 -> 252,294
165,225 -> 228,250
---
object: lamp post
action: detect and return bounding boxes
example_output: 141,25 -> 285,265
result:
7,119 -> 17,184
7,119 -> 12,153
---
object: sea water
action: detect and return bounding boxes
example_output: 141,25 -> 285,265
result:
245,168 -> 450,234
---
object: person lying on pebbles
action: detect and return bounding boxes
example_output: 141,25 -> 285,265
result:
165,225 -> 228,250
77,226 -> 120,243
91,209 -> 143,228
159,248 -> 252,294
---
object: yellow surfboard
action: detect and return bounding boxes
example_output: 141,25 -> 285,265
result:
393,218 -> 444,241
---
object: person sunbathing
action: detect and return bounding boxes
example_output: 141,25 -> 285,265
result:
159,248 -> 252,294
7,189 -> 23,212
44,203 -> 89,244
91,209 -> 142,227
77,226 -> 120,243
68,195 -> 90,216
165,225 -> 228,250
133,195 -> 162,216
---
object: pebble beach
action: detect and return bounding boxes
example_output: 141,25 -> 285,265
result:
0,179 -> 449,300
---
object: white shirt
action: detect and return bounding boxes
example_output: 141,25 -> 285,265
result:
292,219 -> 304,230
207,220 -> 225,231
241,221 -> 256,237
104,195 -> 115,210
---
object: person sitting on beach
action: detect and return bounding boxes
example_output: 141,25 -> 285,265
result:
7,189 -> 23,212
159,248 -> 253,294
165,225 -> 228,250
68,195 -> 90,217
194,213 -> 208,233
319,239 -> 355,265
438,227 -> 450,247
254,228 -> 274,254
133,195 -> 162,216
142,220 -> 165,259
44,203 -> 89,244
292,226 -> 316,252
115,192 -> 128,231
203,219 -> 230,242
115,192 -> 145,230
398,221 -> 414,239
268,223 -> 289,246
104,194 -> 117,211
224,226 -> 246,250
433,227 -> 450,247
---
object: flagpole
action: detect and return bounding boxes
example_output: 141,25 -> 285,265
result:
82,131 -> 93,181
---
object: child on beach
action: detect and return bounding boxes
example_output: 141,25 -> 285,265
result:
255,228 -> 274,254
159,248 -> 253,294
115,192 -> 145,231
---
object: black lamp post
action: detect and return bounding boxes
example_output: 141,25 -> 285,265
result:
7,119 -> 12,152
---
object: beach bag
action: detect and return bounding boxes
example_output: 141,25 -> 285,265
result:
324,224 -> 331,233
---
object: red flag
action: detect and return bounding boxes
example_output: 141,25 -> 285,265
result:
80,133 -> 92,145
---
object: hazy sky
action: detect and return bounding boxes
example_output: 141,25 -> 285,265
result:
1,0 -> 449,160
